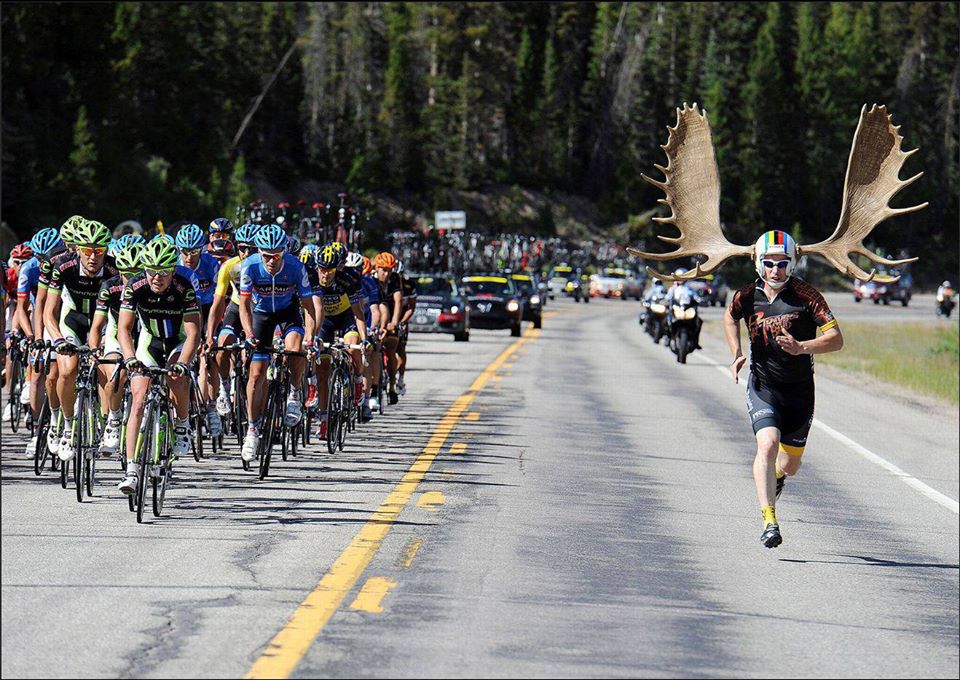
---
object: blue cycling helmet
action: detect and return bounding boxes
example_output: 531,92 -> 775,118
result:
235,223 -> 258,246
175,224 -> 206,250
254,224 -> 288,251
30,227 -> 64,257
116,233 -> 146,249
107,238 -> 119,254
209,217 -> 233,234
150,233 -> 176,247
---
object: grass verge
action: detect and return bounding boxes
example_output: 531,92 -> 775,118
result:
814,322 -> 958,404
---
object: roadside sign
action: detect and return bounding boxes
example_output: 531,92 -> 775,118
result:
435,211 -> 466,230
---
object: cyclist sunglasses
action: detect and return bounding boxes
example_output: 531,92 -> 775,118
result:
77,246 -> 107,256
260,250 -> 284,260
179,247 -> 202,257
762,260 -> 790,270
145,267 -> 176,277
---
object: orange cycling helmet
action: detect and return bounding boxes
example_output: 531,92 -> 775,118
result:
362,255 -> 373,275
373,251 -> 397,270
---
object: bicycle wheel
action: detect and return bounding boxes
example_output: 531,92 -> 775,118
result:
8,359 -> 21,433
34,400 -> 51,476
85,398 -> 97,497
73,394 -> 85,503
136,403 -> 155,524
152,454 -> 168,518
60,456 -> 69,489
258,387 -> 276,480
190,379 -> 203,462
234,370 -> 247,448
326,371 -> 341,455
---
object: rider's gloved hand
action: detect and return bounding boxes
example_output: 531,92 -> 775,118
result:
124,357 -> 143,372
243,335 -> 259,353
168,362 -> 190,377
53,338 -> 75,355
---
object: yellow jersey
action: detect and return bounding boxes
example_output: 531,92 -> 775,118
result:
215,255 -> 243,305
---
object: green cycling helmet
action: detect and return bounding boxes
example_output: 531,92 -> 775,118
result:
114,243 -> 144,274
74,219 -> 112,248
60,214 -> 85,245
141,238 -> 179,270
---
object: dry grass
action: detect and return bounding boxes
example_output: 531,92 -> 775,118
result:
815,322 -> 959,404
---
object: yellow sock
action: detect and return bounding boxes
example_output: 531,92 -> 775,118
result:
761,506 -> 778,527
775,464 -> 785,480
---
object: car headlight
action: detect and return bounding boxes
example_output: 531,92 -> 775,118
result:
530,295 -> 540,305
450,305 -> 459,314
507,300 -> 520,312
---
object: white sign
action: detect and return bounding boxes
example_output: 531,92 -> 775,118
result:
434,211 -> 466,230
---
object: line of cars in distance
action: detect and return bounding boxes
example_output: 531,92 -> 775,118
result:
408,265 -> 731,342
546,263 -> 729,306
408,271 -> 545,340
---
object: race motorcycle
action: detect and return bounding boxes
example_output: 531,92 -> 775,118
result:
666,292 -> 701,364
640,297 -> 669,344
936,287 -> 954,318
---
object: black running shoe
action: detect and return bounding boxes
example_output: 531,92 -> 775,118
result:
388,391 -> 399,405
760,523 -> 782,549
776,476 -> 786,501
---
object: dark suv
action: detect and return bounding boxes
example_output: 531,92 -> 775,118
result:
408,274 -> 470,341
460,273 -> 524,337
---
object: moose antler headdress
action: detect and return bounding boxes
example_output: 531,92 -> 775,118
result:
627,103 -> 926,284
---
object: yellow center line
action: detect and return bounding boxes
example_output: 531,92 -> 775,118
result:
245,325 -> 540,679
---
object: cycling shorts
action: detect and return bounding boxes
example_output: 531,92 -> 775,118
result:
59,309 -> 91,347
319,313 -> 359,356
746,372 -> 815,453
251,305 -> 303,362
218,302 -> 241,340
136,333 -> 184,369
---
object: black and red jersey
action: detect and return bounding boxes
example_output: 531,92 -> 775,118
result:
728,277 -> 837,384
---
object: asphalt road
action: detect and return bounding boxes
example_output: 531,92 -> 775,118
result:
2,297 -> 957,678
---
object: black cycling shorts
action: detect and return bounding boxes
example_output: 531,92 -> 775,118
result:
319,312 -> 359,356
250,305 -> 304,361
746,372 -> 815,450
218,302 -> 241,339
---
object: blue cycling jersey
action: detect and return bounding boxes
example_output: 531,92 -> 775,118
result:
239,253 -> 312,313
16,257 -> 41,302
361,274 -> 380,327
183,252 -> 220,305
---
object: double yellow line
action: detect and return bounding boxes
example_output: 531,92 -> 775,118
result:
246,325 -> 541,679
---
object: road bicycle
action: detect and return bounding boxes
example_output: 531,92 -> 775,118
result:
253,346 -> 306,480
127,365 -> 180,523
321,339 -> 367,454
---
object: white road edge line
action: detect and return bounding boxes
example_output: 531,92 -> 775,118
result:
695,353 -> 959,515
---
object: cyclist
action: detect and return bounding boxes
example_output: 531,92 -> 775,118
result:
238,224 -> 317,462
34,216 -> 84,454
311,243 -> 370,437
723,230 -> 844,549
16,228 -> 65,455
298,244 -> 323,411
373,251 -> 403,405
208,223 -> 258,419
117,239 -> 201,494
394,260 -> 418,397
356,255 -> 383,413
344,251 -> 378,422
176,224 -> 222,437
3,242 -> 34,421
89,242 -> 143,457
44,219 -> 118,461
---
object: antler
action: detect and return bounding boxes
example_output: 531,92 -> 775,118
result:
800,104 -> 925,284
626,103 -> 752,281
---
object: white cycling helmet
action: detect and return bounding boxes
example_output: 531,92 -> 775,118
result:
754,230 -> 797,289
943,280 -> 952,288
345,251 -> 364,268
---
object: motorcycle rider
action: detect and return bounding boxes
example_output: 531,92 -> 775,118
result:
665,268 -> 702,350
937,280 -> 954,317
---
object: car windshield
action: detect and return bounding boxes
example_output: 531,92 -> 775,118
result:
603,270 -> 627,279
511,276 -> 534,292
416,277 -> 456,296
462,278 -> 511,296
551,267 -> 573,278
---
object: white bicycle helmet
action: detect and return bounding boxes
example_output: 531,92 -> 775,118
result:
754,230 -> 797,288
345,251 -> 364,268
